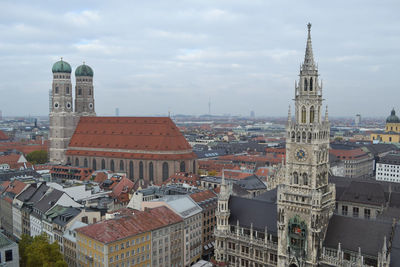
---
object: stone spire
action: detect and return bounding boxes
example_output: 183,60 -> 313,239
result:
302,23 -> 316,71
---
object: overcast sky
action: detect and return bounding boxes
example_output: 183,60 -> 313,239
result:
0,0 -> 399,117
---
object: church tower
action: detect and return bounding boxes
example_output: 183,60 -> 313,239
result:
277,24 -> 335,267
49,58 -> 76,164
75,63 -> 96,116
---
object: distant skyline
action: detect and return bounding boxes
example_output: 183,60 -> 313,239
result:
0,1 -> 399,117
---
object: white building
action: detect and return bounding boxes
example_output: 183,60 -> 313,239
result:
376,154 -> 400,183
0,232 -> 19,267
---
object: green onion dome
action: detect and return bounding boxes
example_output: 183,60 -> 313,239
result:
75,63 -> 94,77
386,109 -> 400,123
52,58 -> 72,73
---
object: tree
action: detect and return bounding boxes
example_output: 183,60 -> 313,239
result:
26,150 -> 48,164
19,234 -> 67,267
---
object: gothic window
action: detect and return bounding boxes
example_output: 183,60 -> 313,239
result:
101,159 -> 105,169
110,160 -> 115,172
309,77 -> 313,91
193,160 -> 196,174
84,158 -> 88,168
120,160 -> 124,171
304,78 -> 308,91
302,132 -> 306,142
296,132 -> 300,142
78,88 -> 82,95
67,157 -> 71,165
75,158 -> 79,167
180,161 -> 186,172
149,162 -> 154,182
162,162 -> 169,181
129,161 -> 134,179
291,132 -> 295,142
310,106 -> 315,123
92,159 -> 97,170
293,172 -> 298,184
89,89 -> 92,95
55,87 -> 59,94
139,161 -> 144,179
308,132 -> 312,143
301,106 -> 306,123
303,173 -> 308,185
66,86 -> 70,94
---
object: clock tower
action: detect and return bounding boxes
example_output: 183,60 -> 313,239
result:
277,23 -> 335,267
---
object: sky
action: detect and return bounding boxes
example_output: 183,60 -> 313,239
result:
0,0 -> 399,117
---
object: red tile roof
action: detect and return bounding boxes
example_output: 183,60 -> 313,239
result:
162,172 -> 200,186
111,177 -> 134,203
1,180 -> 28,203
0,130 -> 9,141
76,206 -> 182,244
0,154 -> 31,169
330,148 -> 370,160
0,140 -> 48,155
190,190 -> 217,203
68,116 -> 193,152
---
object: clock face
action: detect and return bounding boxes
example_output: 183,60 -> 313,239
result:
295,148 -> 307,161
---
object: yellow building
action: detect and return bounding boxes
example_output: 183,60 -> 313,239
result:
76,206 -> 183,267
371,109 -> 400,143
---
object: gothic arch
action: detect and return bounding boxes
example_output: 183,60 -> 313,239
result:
84,158 -> 88,168
310,77 -> 313,91
75,158 -> 79,167
308,132 -> 312,143
120,160 -> 124,171
304,78 -> 308,91
296,132 -> 301,143
301,106 -> 306,123
310,106 -> 315,123
302,131 -> 306,142
149,162 -> 154,182
303,173 -> 308,185
92,159 -> 97,170
162,162 -> 169,181
101,159 -> 106,170
139,161 -> 144,179
110,160 -> 115,172
291,131 -> 295,142
293,172 -> 299,184
193,160 -> 196,174
180,161 -> 186,172
129,161 -> 134,180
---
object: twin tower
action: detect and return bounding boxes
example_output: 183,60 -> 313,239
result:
49,59 -> 96,164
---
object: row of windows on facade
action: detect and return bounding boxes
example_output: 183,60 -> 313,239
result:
339,205 -> 372,218
54,86 -> 92,96
299,106 -> 319,123
289,130 -> 328,143
54,75 -> 92,82
69,158 -> 194,181
302,77 -> 316,92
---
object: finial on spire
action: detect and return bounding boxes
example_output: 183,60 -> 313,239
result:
302,22 -> 316,70
83,61 -> 85,65
60,57 -> 63,61
307,23 -> 312,34
325,105 -> 329,121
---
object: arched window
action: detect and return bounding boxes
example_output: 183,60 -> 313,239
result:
304,78 -> 308,91
67,157 -> 71,165
120,160 -> 124,171
180,161 -> 186,172
75,158 -> 79,167
296,132 -> 301,142
301,106 -> 306,123
84,158 -> 88,168
309,77 -> 313,91
89,89 -> 92,95
66,86 -> 69,94
291,132 -> 295,142
149,162 -> 154,182
129,161 -> 134,180
302,132 -> 306,142
162,162 -> 169,181
293,172 -> 298,184
78,88 -> 82,95
303,173 -> 308,186
389,137 -> 392,142
310,106 -> 315,123
55,87 -> 59,94
139,161 -> 144,179
92,159 -> 97,170
193,160 -> 196,174
110,160 -> 115,172
101,159 -> 105,169
308,132 -> 312,143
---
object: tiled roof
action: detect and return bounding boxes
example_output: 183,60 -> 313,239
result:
76,206 -> 182,244
67,117 -> 193,156
111,177 -> 134,199
162,172 -> 199,186
0,130 -> 9,141
190,190 -> 217,203
66,149 -> 196,160
0,140 -> 48,155
0,154 -> 31,169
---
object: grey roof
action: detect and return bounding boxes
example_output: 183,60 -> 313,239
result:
254,188 -> 277,203
228,195 -> 277,234
324,215 -> 392,256
34,189 -> 63,214
29,183 -> 50,203
338,181 -> 386,206
236,175 -> 267,190
0,232 -> 13,249
53,207 -> 81,227
364,144 -> 398,156
16,184 -> 37,202
391,223 -> 400,267
157,195 -> 202,219
378,153 -> 400,165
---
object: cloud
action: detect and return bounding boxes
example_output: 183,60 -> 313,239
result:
64,10 -> 100,27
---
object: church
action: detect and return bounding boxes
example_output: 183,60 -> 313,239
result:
214,24 -> 395,267
49,60 -> 197,185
